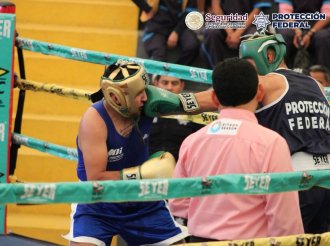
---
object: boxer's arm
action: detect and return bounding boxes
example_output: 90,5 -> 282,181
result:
78,107 -> 121,181
194,89 -> 220,113
143,85 -> 219,117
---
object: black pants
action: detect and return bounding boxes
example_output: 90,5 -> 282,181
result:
143,29 -> 200,66
277,28 -> 330,70
299,187 -> 330,233
202,26 -> 256,69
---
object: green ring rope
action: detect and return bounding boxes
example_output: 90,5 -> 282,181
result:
2,170 -> 330,204
12,133 -> 77,161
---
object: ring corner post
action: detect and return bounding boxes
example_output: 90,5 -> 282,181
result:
0,1 -> 16,235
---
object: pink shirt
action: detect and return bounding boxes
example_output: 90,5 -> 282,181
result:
169,108 -> 304,240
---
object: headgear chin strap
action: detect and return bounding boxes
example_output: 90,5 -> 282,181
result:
100,62 -> 149,118
239,33 -> 286,75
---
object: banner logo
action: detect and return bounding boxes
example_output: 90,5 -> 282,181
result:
252,11 -> 271,33
252,11 -> 327,31
185,11 -> 204,31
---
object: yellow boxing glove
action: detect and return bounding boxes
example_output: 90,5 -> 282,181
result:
121,151 -> 176,180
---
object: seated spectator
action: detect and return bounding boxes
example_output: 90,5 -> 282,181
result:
202,0 -> 272,68
149,74 -> 204,161
132,0 -> 200,66
275,0 -> 330,70
309,64 -> 330,87
169,58 -> 304,242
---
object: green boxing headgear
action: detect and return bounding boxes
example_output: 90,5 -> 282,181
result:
239,33 -> 286,75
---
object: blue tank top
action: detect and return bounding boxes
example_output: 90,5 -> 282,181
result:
75,101 -> 164,216
77,100 -> 152,181
256,69 -> 330,155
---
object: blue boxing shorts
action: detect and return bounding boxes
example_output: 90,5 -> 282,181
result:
63,200 -> 189,246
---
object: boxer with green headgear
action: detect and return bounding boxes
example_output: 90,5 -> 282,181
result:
238,31 -> 330,238
239,33 -> 286,75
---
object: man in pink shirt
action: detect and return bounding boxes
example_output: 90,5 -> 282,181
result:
169,58 -> 304,242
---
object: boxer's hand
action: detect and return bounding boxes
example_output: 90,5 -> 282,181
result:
121,151 -> 176,180
143,85 -> 199,117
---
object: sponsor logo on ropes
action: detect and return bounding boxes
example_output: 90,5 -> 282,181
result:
70,48 -> 87,60
228,241 -> 254,246
189,67 -> 207,81
299,172 -> 313,188
16,38 -> 33,49
138,180 -> 168,199
117,58 -> 145,67
92,182 -> 104,200
296,235 -> 321,246
269,238 -> 281,246
20,184 -> 56,202
201,113 -> 218,123
201,177 -> 212,194
244,174 -> 271,193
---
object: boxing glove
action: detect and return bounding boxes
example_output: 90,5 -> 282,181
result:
121,151 -> 176,180
143,85 -> 200,117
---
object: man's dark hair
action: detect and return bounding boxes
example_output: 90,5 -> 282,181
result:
309,65 -> 330,81
212,58 -> 258,106
153,74 -> 184,83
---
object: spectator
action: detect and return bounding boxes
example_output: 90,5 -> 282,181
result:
309,64 -> 330,87
132,0 -> 200,65
202,0 -> 272,68
240,32 -> 330,234
150,74 -> 204,161
169,58 -> 304,242
275,0 -> 330,70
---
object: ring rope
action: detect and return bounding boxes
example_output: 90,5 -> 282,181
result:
9,134 -> 330,244
15,77 -> 92,103
12,133 -> 77,161
16,37 -> 212,85
178,232 -> 330,246
15,77 -> 219,124
16,37 -> 330,102
1,170 -> 330,204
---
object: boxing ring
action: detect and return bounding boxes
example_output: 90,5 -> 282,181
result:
1,7 -> 330,246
